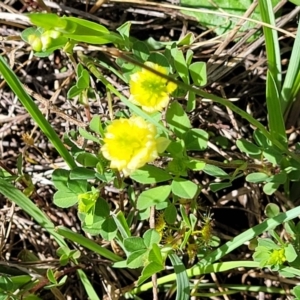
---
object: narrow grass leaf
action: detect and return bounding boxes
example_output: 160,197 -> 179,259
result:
259,0 -> 286,144
191,283 -> 285,294
281,20 -> 300,114
0,178 -> 66,247
266,71 -> 287,145
113,211 -> 131,239
76,269 -> 100,300
168,253 -> 190,300
56,226 -> 122,262
134,260 -> 300,294
0,56 -> 76,169
258,0 -> 281,91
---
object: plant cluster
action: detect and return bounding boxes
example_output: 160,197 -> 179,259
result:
1,0 -> 300,299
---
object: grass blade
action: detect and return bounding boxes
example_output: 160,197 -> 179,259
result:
266,70 -> 287,144
56,226 -> 123,262
281,20 -> 300,115
258,0 -> 281,90
134,260 -> 300,294
258,0 -> 286,145
168,253 -> 190,300
0,178 -> 66,247
76,269 -> 100,300
0,55 -> 76,169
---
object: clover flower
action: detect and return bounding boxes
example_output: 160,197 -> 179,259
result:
101,116 -> 160,176
129,62 -> 177,112
267,248 -> 286,266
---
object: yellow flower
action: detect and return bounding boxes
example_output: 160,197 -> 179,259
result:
101,116 -> 159,176
129,62 -> 177,112
267,248 -> 286,266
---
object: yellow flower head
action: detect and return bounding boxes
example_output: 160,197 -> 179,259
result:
129,62 -> 177,112
101,116 -> 159,176
267,248 -> 286,266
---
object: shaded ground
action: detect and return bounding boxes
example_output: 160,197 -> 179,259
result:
0,0 -> 300,299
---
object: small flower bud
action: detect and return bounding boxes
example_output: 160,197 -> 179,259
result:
28,34 -> 43,52
40,35 -> 52,51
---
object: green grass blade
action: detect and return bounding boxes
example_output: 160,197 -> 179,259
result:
258,0 -> 286,145
56,226 -> 123,262
266,70 -> 287,145
0,55 -> 76,169
258,0 -> 282,90
0,178 -> 66,247
168,253 -> 190,300
133,261 -> 258,294
134,259 -> 300,294
0,179 -> 102,298
281,20 -> 300,114
191,283 -> 285,295
194,88 -> 295,158
76,269 -> 100,300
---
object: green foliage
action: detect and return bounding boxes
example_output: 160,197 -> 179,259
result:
136,186 -> 171,211
130,165 -> 172,184
21,27 -> 67,57
1,3 -> 300,299
180,0 -> 280,41
114,229 -> 165,284
251,208 -> 300,278
253,238 -> 297,271
281,19 -> 300,114
169,253 -> 190,300
293,286 -> 300,300
171,178 -> 198,199
67,64 -> 91,101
